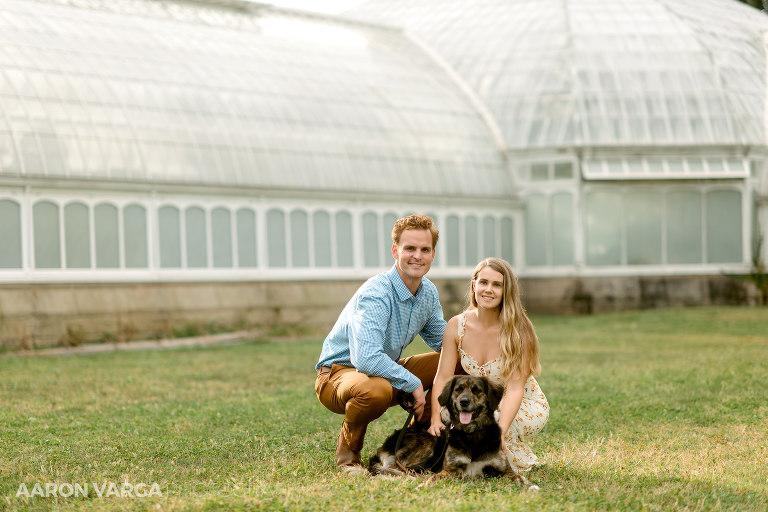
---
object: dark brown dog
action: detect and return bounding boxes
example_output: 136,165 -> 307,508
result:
368,375 -> 531,487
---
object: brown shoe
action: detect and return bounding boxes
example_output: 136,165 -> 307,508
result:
336,421 -> 366,470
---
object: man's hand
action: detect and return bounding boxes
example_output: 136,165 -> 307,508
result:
411,384 -> 427,421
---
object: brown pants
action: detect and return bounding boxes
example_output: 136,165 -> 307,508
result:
315,352 -> 440,459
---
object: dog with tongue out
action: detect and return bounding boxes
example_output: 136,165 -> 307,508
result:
430,375 -> 527,483
368,375 -> 530,487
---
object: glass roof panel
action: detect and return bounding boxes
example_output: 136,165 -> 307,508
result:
346,0 -> 768,149
582,156 -> 750,180
0,0 -> 512,199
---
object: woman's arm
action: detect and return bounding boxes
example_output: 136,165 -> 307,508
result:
497,353 -> 531,443
428,315 -> 459,436
497,373 -> 525,439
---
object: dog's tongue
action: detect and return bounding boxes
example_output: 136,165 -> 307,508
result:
459,411 -> 473,425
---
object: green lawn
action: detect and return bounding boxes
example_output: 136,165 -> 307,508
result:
1,307 -> 767,511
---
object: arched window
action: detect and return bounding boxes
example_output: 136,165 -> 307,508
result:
212,207 -> 233,268
585,190 -> 622,266
33,200 -> 61,269
124,204 -> 148,268
290,209 -> 309,268
445,214 -> 461,266
551,193 -> 574,265
482,215 -> 496,259
465,215 -> 478,265
236,208 -> 258,268
313,210 -> 332,268
95,203 -> 119,268
266,208 -> 286,268
362,211 -> 379,267
500,216 -> 515,265
524,194 -> 547,266
626,190 -> 662,265
381,212 -> 398,265
706,190 -> 742,263
335,211 -> 353,267
64,202 -> 91,269
158,205 -> 181,268
0,199 -> 22,268
185,206 -> 207,268
667,190 -> 702,264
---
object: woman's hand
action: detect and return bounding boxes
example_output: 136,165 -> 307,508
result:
427,418 -> 445,437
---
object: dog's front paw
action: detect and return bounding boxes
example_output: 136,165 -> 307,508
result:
415,471 -> 449,489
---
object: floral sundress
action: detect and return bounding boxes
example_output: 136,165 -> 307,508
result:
456,312 -> 549,472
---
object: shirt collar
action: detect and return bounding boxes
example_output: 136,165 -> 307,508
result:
388,265 -> 422,301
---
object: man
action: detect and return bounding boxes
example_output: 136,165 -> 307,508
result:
315,214 -> 447,472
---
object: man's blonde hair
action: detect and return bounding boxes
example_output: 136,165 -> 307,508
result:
391,215 -> 439,249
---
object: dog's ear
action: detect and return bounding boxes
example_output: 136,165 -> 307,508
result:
485,378 -> 505,412
438,376 -> 457,407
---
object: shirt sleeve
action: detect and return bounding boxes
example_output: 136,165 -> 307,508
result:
348,292 -> 422,392
419,289 -> 447,351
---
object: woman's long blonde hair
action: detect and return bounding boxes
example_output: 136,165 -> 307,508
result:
467,257 -> 541,380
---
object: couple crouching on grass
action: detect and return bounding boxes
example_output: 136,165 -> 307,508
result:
314,214 -> 549,476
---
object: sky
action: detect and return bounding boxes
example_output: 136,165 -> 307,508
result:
261,0 -> 366,14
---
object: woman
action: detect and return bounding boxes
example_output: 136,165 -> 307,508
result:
428,257 -> 549,472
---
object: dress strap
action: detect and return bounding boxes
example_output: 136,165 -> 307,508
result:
457,312 -> 466,350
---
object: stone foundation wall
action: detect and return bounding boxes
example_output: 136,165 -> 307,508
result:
0,274 -> 760,350
520,275 -> 760,315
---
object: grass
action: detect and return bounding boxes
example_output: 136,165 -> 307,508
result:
1,306 -> 767,511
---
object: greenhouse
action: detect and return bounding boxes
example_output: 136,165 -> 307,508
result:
0,0 -> 766,347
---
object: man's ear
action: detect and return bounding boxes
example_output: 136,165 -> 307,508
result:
391,242 -> 398,260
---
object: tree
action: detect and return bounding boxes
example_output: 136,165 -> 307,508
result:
737,0 -> 764,11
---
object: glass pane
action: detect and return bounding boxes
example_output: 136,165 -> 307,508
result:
33,200 -> 61,269
585,190 -> 622,266
158,205 -> 182,268
362,211 -> 379,267
531,163 -> 549,181
551,192 -> 574,265
185,206 -> 208,268
290,209 -> 309,268
236,208 -> 258,268
446,215 -> 461,266
706,190 -> 742,263
425,211 -> 440,267
625,191 -> 662,265
482,215 -> 496,259
381,212 -> 398,266
124,204 -> 148,268
465,215 -> 478,265
0,199 -> 22,268
525,195 -> 548,266
554,162 -> 573,179
20,133 -> 45,175
500,216 -> 515,265
212,208 -> 233,268
313,210 -> 332,267
267,208 -> 286,268
667,190 -> 702,264
64,202 -> 91,268
335,211 -> 353,267
95,203 -> 119,268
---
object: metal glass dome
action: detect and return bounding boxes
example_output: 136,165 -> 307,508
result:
0,0 -> 512,198
345,0 -> 768,150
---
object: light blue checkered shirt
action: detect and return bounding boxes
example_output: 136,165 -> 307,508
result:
316,265 -> 446,392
